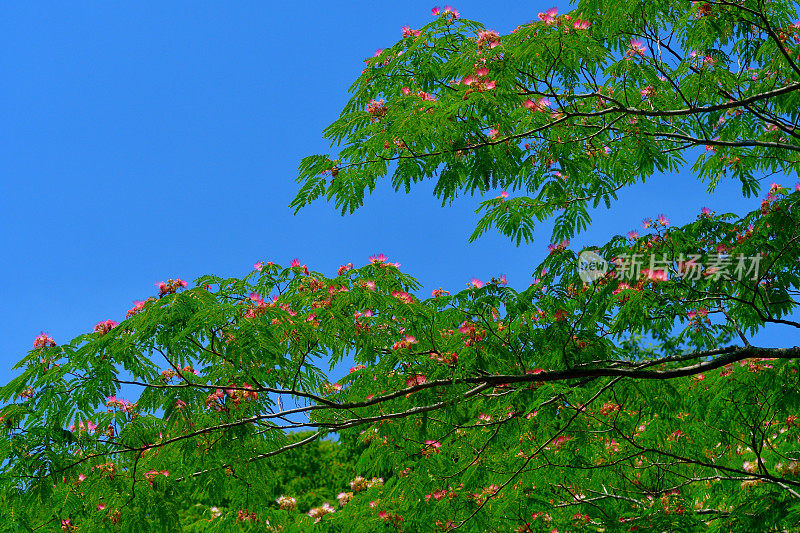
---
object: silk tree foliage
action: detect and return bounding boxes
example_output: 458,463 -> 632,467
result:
293,0 -> 800,244
3,1 -> 800,532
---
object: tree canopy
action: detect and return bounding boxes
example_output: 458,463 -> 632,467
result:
3,2 -> 800,532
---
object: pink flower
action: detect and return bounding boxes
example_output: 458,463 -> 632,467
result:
500,191 -> 509,198
656,214 -> 669,226
431,7 -> 440,15
406,374 -> 427,387
469,278 -> 483,289
613,282 -> 631,295
475,67 -> 489,77
379,510 -> 389,519
290,258 -> 301,268
642,269 -> 668,282
461,75 -> 476,86
424,439 -> 442,448
402,26 -> 421,38
523,97 -> 550,111
401,86 -> 411,95
97,503 -> 106,511
701,207 -> 713,217
338,262 -> 353,275
391,290 -> 414,304
363,280 -> 376,291
573,18 -> 591,30
484,80 -> 496,90
444,6 -> 459,17
538,7 -> 558,24
499,274 -> 508,285
628,39 -> 647,56
369,253 -> 389,263
33,332 -> 56,349
488,128 -> 499,139
627,230 -> 639,240
476,29 -> 501,48
254,261 -> 264,272
93,319 -> 117,335
640,85 -> 654,98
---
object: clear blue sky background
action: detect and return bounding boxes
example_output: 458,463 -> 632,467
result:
1,1 -> 793,387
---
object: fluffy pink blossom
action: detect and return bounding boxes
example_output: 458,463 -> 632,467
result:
391,290 -> 414,304
254,261 -> 264,271
469,278 -> 483,289
33,333 -> 56,349
573,18 -> 591,30
538,7 -> 558,24
406,374 -> 427,387
402,26 -> 421,38
628,39 -> 647,56
93,319 -> 117,336
476,29 -> 501,48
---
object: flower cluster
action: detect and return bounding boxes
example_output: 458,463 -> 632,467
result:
627,39 -> 648,57
366,99 -> 388,119
236,509 -> 259,523
476,29 -> 500,49
276,495 -> 296,511
458,321 -> 485,347
523,97 -> 551,112
93,319 -> 117,335
69,419 -> 97,433
144,469 -> 169,485
391,290 -> 414,304
547,239 -> 569,254
106,395 -> 135,412
472,484 -> 500,505
307,502 -> 336,522
289,258 -> 310,275
402,26 -> 421,38
405,374 -> 427,388
33,333 -> 56,349
431,6 -> 459,21
431,287 -> 450,297
369,254 -> 401,268
430,350 -> 458,366
460,65 -> 497,96
126,298 -> 155,317
336,491 -> 353,507
157,278 -> 188,297
537,7 -> 558,24
349,475 -> 384,491
392,335 -> 418,351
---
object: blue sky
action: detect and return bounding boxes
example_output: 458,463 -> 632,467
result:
0,1 -> 791,387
